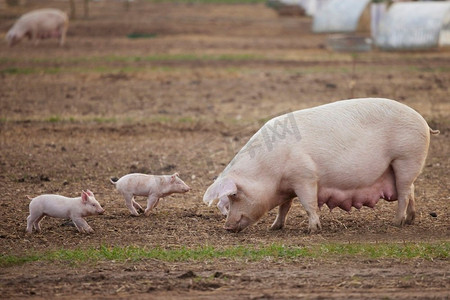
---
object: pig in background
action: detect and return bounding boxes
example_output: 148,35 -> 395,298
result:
26,190 -> 105,234
110,173 -> 191,216
6,8 -> 69,47
203,98 -> 440,233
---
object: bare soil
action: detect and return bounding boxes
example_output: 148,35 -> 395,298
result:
0,1 -> 449,299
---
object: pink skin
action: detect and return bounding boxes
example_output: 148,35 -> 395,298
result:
26,190 -> 105,234
6,9 -> 68,47
204,98 -> 439,233
110,173 -> 190,216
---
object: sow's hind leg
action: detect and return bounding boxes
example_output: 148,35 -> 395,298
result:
391,159 -> 421,227
406,184 -> 415,225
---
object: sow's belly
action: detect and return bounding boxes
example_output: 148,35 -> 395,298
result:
317,167 -> 398,211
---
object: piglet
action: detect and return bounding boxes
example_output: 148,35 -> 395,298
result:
110,173 -> 191,216
26,190 -> 104,234
6,8 -> 69,47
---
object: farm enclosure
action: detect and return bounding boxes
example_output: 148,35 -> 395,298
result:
0,0 -> 449,298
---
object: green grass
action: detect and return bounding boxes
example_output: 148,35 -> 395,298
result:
3,63 -> 449,77
45,115 -> 62,123
0,67 -> 35,75
2,53 -> 450,76
0,53 -> 264,65
0,53 -> 262,75
1,242 -> 448,268
92,117 -> 118,123
1,115 -> 185,124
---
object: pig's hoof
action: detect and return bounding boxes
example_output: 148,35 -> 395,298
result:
308,223 -> 322,234
393,216 -> 406,227
405,212 -> 415,225
269,223 -> 284,231
130,213 -> 140,217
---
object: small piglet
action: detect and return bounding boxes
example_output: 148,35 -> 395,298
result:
110,173 -> 191,216
6,8 -> 69,47
26,190 -> 105,234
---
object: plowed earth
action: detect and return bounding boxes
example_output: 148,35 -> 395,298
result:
0,1 -> 449,299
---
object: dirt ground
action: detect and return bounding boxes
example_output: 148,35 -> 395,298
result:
0,1 -> 449,299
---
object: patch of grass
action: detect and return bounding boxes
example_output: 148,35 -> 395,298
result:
45,115 -> 62,123
1,53 -> 264,65
1,67 -> 35,75
93,117 -> 117,123
178,116 -> 195,123
127,32 -> 158,39
103,53 -> 263,63
1,242 -> 448,268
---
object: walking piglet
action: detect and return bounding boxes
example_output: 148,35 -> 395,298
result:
26,190 -> 104,234
110,173 -> 190,216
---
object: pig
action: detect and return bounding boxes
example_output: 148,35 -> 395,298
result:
203,98 -> 440,233
6,8 -> 69,47
110,173 -> 191,216
26,190 -> 105,234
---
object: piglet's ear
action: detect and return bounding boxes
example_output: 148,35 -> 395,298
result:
170,173 -> 179,183
86,189 -> 94,196
203,177 -> 237,207
81,191 -> 88,203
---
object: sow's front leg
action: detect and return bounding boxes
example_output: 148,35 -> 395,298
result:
270,199 -> 293,230
295,182 -> 321,233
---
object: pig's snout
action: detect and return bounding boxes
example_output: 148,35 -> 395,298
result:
182,185 -> 191,193
98,208 -> 105,215
224,215 -> 251,233
224,224 -> 242,233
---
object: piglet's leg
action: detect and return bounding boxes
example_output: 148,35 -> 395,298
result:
270,199 -> 293,230
132,200 -> 144,213
33,215 -> 45,232
123,193 -> 139,216
71,217 -> 94,234
26,213 -> 42,234
144,195 -> 160,216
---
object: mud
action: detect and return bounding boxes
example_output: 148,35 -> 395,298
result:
0,1 -> 449,298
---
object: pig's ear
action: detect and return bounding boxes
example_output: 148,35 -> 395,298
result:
170,173 -> 180,183
217,196 -> 230,215
86,189 -> 94,196
203,177 -> 237,207
81,191 -> 88,203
